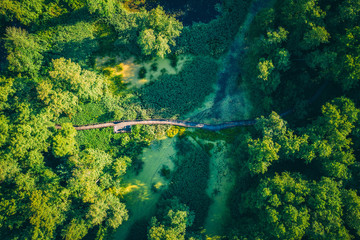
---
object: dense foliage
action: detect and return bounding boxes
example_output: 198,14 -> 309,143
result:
148,198 -> 194,240
1,0 -> 360,239
0,1 -> 169,238
230,97 -> 360,239
243,0 -> 360,114
139,56 -> 218,117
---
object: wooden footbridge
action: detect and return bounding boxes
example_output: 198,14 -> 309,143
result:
56,119 -> 257,133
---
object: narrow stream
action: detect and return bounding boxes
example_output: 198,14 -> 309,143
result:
190,0 -> 274,122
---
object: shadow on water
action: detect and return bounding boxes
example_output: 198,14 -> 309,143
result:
147,0 -> 221,26
124,218 -> 149,240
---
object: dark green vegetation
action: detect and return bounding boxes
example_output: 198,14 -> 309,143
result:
163,138 -> 212,229
146,0 -> 221,26
1,0 -> 360,239
243,0 -> 360,115
225,0 -> 360,239
139,57 -> 218,117
147,198 -> 195,240
229,97 -> 360,240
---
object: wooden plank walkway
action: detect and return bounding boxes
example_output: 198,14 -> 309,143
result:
56,119 -> 256,133
113,119 -> 256,133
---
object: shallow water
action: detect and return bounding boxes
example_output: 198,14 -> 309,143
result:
113,138 -> 177,240
204,140 -> 235,236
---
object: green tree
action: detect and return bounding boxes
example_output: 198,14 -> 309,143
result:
138,6 -> 183,58
138,28 -> 157,56
247,136 -> 280,175
333,26 -> 360,90
39,21 -> 99,65
246,172 -> 310,240
37,80 -> 79,118
148,200 -> 194,240
61,218 -> 89,240
301,24 -> 330,50
247,112 -> 311,175
4,27 -> 44,76
257,58 -> 275,81
0,76 -> 14,111
0,0 -> 44,25
0,0 -> 70,25
29,189 -> 68,239
52,123 -> 77,157
341,189 -> 360,237
308,178 -> 351,240
0,115 -> 9,148
113,156 -> 131,177
245,27 -> 289,96
306,97 -> 359,179
277,0 -> 326,34
86,0 -> 116,18
67,149 -> 129,231
49,58 -> 104,101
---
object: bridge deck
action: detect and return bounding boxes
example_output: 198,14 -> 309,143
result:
56,119 -> 256,133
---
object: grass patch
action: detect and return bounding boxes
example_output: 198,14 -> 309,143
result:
76,127 -> 116,152
139,56 -> 218,117
58,102 -> 113,125
162,137 -> 212,229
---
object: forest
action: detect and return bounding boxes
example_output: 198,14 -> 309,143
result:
0,0 -> 360,239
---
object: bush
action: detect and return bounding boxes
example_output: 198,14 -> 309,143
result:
150,62 -> 158,71
152,182 -> 164,192
138,66 -> 147,79
168,54 -> 178,68
160,165 -> 171,179
166,126 -> 179,138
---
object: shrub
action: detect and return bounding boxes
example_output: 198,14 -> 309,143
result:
168,54 -> 178,68
150,62 -> 158,71
166,126 -> 179,138
152,182 -> 164,192
160,165 -> 171,179
138,66 -> 147,79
